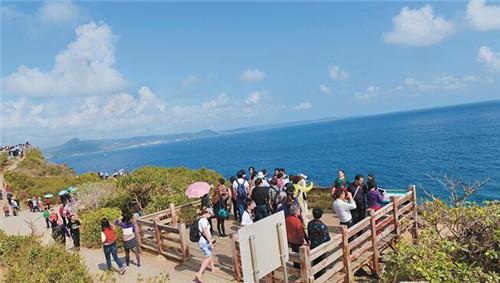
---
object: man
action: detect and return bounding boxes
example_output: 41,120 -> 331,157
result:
285,205 -> 308,268
348,174 -> 368,224
233,170 -> 250,222
195,208 -> 219,282
333,190 -> 357,228
308,208 -> 331,279
251,178 -> 269,221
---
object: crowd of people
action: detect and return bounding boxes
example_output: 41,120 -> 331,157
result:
192,167 -> 386,281
1,142 -> 31,158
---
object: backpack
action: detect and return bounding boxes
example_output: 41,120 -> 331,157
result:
236,180 -> 247,201
52,226 -> 62,240
189,218 -> 203,242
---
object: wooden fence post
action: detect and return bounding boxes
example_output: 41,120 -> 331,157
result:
154,218 -> 164,255
341,225 -> 353,283
132,214 -> 142,253
390,196 -> 401,238
178,222 -> 190,261
169,203 -> 177,225
299,245 -> 313,283
367,209 -> 380,278
408,185 -> 418,240
230,233 -> 242,281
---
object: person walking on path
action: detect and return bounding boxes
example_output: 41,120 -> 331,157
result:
212,178 -> 230,237
115,214 -> 141,267
67,214 -> 81,251
195,207 -> 219,283
42,208 -> 50,228
101,218 -> 126,275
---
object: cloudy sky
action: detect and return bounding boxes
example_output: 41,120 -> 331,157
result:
1,0 -> 500,147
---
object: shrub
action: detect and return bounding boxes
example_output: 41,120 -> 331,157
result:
77,182 -> 118,213
116,167 -> 222,214
0,231 -> 92,283
0,151 -> 9,169
382,200 -> 500,282
80,207 -> 123,248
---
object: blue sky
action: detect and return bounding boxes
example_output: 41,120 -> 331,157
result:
1,0 -> 500,147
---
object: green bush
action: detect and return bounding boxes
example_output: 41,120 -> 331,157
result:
383,200 -> 500,282
116,166 -> 222,214
17,148 -> 74,177
80,207 -> 123,248
0,231 -> 92,283
0,151 -> 9,168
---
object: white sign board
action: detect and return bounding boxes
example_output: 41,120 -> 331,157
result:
238,211 -> 289,283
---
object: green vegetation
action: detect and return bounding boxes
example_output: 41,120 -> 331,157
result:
80,207 -> 123,248
383,200 -> 500,282
0,152 -> 9,169
4,149 -> 101,201
114,166 -> 222,214
0,231 -> 92,283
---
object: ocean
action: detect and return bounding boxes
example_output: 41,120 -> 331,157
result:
49,101 -> 500,202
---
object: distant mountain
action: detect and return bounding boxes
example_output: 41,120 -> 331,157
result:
44,130 -> 219,157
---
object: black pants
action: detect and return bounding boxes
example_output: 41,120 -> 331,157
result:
352,204 -> 366,224
232,199 -> 239,220
45,218 -> 51,228
291,244 -> 301,269
71,230 -> 80,248
217,216 -> 226,236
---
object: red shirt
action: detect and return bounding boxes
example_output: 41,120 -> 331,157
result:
59,206 -> 64,217
286,215 -> 305,245
102,227 -> 117,244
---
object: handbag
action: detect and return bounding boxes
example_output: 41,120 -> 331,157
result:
218,208 -> 229,218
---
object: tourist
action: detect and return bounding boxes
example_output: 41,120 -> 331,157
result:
241,199 -> 255,226
292,175 -> 314,217
308,207 -> 331,278
331,169 -> 349,198
275,188 -> 288,213
268,178 -> 280,212
42,208 -> 51,228
233,169 -> 250,222
248,166 -> 256,189
115,214 -> 141,267
67,214 -> 81,251
251,178 -> 269,221
229,176 -> 239,220
367,186 -> 384,212
31,196 -> 40,212
257,171 -> 270,187
276,172 -> 285,190
200,193 -> 214,234
348,174 -> 368,223
52,220 -> 70,246
285,205 -> 308,268
11,198 -> 19,216
3,203 -> 10,217
213,178 -> 230,237
333,190 -> 356,228
59,203 -> 67,226
44,197 -> 51,209
195,207 -> 219,282
49,209 -> 59,231
101,218 -> 126,274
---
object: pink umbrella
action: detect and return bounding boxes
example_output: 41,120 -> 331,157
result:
185,182 -> 211,198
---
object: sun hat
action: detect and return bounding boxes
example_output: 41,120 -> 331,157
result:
256,171 -> 265,179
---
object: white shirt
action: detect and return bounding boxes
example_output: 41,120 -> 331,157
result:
241,210 -> 253,226
333,199 -> 357,223
198,217 -> 211,244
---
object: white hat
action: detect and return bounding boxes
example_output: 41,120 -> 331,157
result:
256,171 -> 265,179
298,173 -> 308,180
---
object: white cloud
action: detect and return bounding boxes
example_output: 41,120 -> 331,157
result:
467,0 -> 500,31
37,0 -> 82,23
329,65 -> 350,80
402,74 -> 480,92
383,5 -> 455,47
2,22 -> 125,97
477,46 -> 500,72
201,94 -> 230,109
103,93 -> 136,116
319,84 -> 331,95
245,91 -> 263,104
182,74 -> 199,87
356,86 -> 381,101
293,102 -> 312,111
239,69 -> 265,83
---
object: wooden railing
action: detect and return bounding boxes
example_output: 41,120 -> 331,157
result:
134,199 -> 202,262
231,185 -> 418,282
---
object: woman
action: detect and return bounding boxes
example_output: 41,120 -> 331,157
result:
67,214 -> 81,251
241,199 -> 255,227
115,214 -> 141,267
101,218 -> 126,274
366,176 -> 384,211
212,178 -> 230,237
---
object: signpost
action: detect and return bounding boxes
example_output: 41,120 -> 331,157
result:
238,211 -> 289,283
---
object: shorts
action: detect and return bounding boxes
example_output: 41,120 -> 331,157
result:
199,241 -> 212,257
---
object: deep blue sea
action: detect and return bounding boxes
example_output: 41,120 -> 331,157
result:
50,101 -> 500,202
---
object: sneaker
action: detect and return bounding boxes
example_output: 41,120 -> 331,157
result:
119,267 -> 126,275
